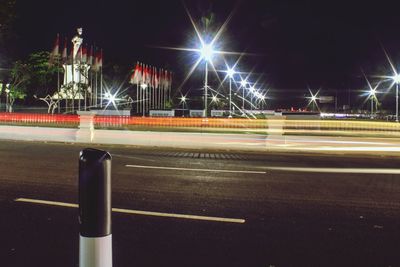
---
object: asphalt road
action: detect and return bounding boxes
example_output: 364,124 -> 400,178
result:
1,140 -> 400,267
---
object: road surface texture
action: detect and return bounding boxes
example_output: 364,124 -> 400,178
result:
0,140 -> 400,267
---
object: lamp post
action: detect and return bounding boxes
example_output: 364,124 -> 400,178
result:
141,83 -> 148,117
200,43 -> 214,117
226,68 -> 235,118
240,80 -> 247,110
311,95 -> 317,111
393,74 -> 400,122
180,96 -> 187,117
249,86 -> 255,111
369,88 -> 376,116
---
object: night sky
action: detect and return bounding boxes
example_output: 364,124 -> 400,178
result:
9,0 -> 400,109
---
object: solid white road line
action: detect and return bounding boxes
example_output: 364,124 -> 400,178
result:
265,166 -> 400,174
125,164 -> 266,174
14,198 -> 245,224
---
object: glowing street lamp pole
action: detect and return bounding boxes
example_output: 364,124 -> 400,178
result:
141,83 -> 147,117
226,68 -> 235,118
229,77 -> 232,117
204,61 -> 208,117
240,80 -> 247,110
392,75 -> 400,122
369,89 -> 376,116
397,82 -> 399,122
200,43 -> 213,117
180,96 -> 187,117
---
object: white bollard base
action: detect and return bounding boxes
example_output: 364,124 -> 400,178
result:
80,235 -> 112,267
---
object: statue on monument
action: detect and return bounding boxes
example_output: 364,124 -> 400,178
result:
72,28 -> 83,60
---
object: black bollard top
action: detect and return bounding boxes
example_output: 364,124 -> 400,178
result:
79,148 -> 112,237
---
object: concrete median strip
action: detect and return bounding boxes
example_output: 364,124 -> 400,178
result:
14,198 -> 246,224
265,167 -> 400,174
125,164 -> 266,174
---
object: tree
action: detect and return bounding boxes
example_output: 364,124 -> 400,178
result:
6,60 -> 30,112
26,51 -> 61,100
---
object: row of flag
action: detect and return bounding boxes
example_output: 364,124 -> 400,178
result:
130,62 -> 172,89
49,34 -> 103,71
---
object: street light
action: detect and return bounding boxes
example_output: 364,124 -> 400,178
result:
140,83 -> 148,117
307,89 -> 319,112
240,79 -> 247,110
249,86 -> 255,110
369,88 -> 376,116
199,43 -> 214,117
225,67 -> 235,118
392,74 -> 400,122
179,95 -> 187,117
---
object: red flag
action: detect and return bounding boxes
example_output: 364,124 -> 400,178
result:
98,49 -> 103,68
49,34 -> 60,65
130,62 -> 142,84
159,68 -> 164,89
139,63 -> 143,84
93,48 -> 102,71
50,34 -> 60,57
164,69 -> 168,88
154,68 -> 159,89
62,37 -> 67,62
82,45 -> 87,63
87,46 -> 93,66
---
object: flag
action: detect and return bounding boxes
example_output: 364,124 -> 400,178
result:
164,69 -> 169,88
139,63 -> 143,84
170,71 -> 173,88
148,66 -> 152,84
159,68 -> 164,89
154,68 -> 159,89
98,49 -> 103,68
82,45 -> 87,63
150,66 -> 154,88
49,34 -> 60,65
130,62 -> 142,84
144,65 -> 150,84
93,48 -> 102,72
87,46 -> 93,66
62,37 -> 68,62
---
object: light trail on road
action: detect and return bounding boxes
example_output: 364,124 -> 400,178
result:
14,198 -> 246,224
265,166 -> 400,174
125,164 -> 266,174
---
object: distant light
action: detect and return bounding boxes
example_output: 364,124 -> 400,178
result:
140,83 -> 148,89
200,43 -> 214,61
311,95 -> 317,102
369,88 -> 376,96
240,80 -> 247,87
393,74 -> 400,84
211,95 -> 219,102
180,95 -> 187,102
226,68 -> 235,78
249,86 -> 255,92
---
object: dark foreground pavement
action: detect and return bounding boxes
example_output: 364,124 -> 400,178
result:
0,140 -> 400,267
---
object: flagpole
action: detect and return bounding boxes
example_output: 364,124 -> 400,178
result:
71,52 -> 75,113
169,72 -> 172,108
78,49 -> 81,111
100,67 -> 103,108
100,49 -> 103,109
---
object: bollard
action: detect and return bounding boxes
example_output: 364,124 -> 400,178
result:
79,148 -> 112,267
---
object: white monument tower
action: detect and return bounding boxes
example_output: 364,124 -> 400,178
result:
53,28 -> 91,113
